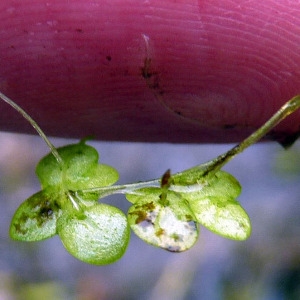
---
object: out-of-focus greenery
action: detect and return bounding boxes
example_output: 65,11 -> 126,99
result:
20,282 -> 68,300
274,144 -> 300,177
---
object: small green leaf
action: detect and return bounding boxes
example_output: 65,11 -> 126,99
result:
179,171 -> 251,240
36,141 -> 119,190
57,204 -> 130,265
10,190 -> 60,241
127,188 -> 198,252
191,171 -> 241,199
188,196 -> 251,240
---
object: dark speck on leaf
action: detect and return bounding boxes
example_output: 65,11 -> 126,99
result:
40,207 -> 53,217
134,201 -> 156,211
14,222 -> 27,235
155,228 -> 165,237
139,219 -> 154,228
135,211 -> 147,224
167,245 -> 181,252
185,215 -> 193,221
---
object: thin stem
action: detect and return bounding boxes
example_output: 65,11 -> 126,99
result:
67,191 -> 81,211
77,178 -> 160,198
0,91 -> 63,165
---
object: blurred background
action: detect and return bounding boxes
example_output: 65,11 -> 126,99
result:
0,131 -> 299,300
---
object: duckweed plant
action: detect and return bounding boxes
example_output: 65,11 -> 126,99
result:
1,91 -> 300,265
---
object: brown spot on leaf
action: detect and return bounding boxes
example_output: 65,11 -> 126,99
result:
185,214 -> 193,221
129,201 -> 158,225
134,201 -> 156,211
129,210 -> 147,224
155,228 -> 165,237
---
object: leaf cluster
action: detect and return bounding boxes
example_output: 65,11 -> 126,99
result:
10,140 -> 250,264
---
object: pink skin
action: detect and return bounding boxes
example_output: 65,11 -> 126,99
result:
1,0 -> 300,143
